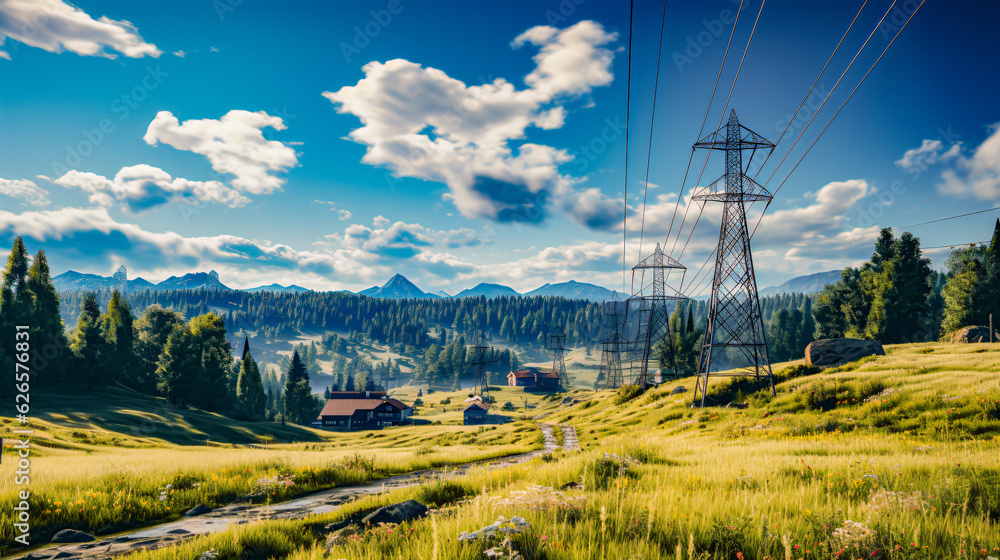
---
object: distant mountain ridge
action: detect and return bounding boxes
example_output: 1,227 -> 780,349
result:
453,283 -> 520,299
358,274 -> 435,299
759,270 -> 841,296
523,280 -> 624,301
53,270 -> 624,302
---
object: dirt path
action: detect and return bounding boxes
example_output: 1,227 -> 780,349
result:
16,424 -> 562,560
559,424 -> 580,451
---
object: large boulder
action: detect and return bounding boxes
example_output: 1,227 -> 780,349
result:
362,500 -> 429,526
51,529 -> 95,543
805,338 -> 885,368
950,326 -> 997,344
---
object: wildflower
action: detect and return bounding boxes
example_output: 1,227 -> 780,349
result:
738,554 -> 744,560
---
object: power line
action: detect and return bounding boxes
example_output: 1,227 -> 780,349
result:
621,0 -> 634,295
637,0 -> 669,264
752,0 -> 869,182
898,204 -> 1000,229
669,0 -> 764,262
760,0 -> 899,190
768,0 -> 926,198
662,0 -> 746,254
882,156 -> 1000,222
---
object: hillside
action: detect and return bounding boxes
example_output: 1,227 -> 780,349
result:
8,341 -> 995,559
358,273 -> 434,299
759,269 -> 840,296
453,282 -> 521,299
524,280 -> 624,301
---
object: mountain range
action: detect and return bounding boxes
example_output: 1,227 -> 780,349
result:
759,270 -> 840,296
52,268 -> 836,301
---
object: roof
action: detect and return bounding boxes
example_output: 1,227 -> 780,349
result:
509,369 -> 536,379
384,398 -> 411,411
464,402 -> 490,412
318,396 -> 410,417
539,371 -> 560,379
327,391 -> 387,400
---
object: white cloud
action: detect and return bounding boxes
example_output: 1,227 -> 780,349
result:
0,50 -> 10,60
0,0 -> 160,59
0,177 -> 50,206
325,216 -> 483,259
323,21 -> 617,226
46,164 -> 250,213
934,122 -> 1000,201
312,200 -> 353,221
0,207 -> 387,290
512,20 -> 617,99
895,138 -> 961,173
144,110 -> 299,194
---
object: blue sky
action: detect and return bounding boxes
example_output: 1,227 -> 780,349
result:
1,0 -> 999,294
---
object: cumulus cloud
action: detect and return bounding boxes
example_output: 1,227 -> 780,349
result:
323,21 -> 617,226
0,207 -> 387,290
144,110 -> 299,194
0,0 -> 161,59
326,216 -> 482,259
46,164 -> 250,213
0,177 -> 50,206
895,138 -> 961,173
313,200 -> 353,221
933,122 -> 1000,201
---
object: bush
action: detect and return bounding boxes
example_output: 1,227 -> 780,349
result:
613,384 -> 644,405
413,480 -> 474,507
413,398 -> 424,407
501,401 -> 516,411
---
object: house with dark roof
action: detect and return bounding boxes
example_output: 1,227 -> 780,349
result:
316,392 -> 411,430
463,401 -> 490,425
506,367 -> 560,390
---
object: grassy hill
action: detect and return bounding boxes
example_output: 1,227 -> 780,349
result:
4,341 -> 999,558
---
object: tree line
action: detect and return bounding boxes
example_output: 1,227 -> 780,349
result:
0,237 -> 322,425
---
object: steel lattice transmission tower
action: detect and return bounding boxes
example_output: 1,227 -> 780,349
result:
467,331 -> 501,401
598,295 -> 627,389
599,332 -> 629,389
113,265 -> 128,294
627,243 -> 688,387
545,327 -> 567,389
691,110 -> 777,407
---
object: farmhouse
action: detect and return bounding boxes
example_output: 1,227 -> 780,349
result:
506,367 -> 560,390
316,391 -> 412,430
463,401 -> 490,425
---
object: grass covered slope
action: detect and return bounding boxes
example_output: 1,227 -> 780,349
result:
114,341 -> 999,560
0,384 -> 545,551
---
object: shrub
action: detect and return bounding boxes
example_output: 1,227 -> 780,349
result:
613,385 -> 644,405
501,401 -> 516,411
413,480 -> 474,507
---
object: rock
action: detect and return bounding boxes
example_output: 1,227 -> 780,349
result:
670,386 -> 688,395
51,530 -> 95,544
362,500 -> 429,526
805,338 -> 885,368
183,505 -> 213,517
53,553 -> 76,559
950,325 -> 997,344
166,528 -> 190,534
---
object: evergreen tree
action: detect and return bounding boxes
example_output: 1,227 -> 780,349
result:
188,313 -> 232,412
941,265 -> 979,335
156,324 -> 197,405
134,305 -> 184,394
100,290 -> 135,384
70,293 -> 105,390
798,297 -> 816,351
283,350 -> 314,424
24,250 -> 68,384
345,372 -> 355,391
236,352 -> 266,421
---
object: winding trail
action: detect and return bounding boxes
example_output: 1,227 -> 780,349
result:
17,424 -> 566,560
